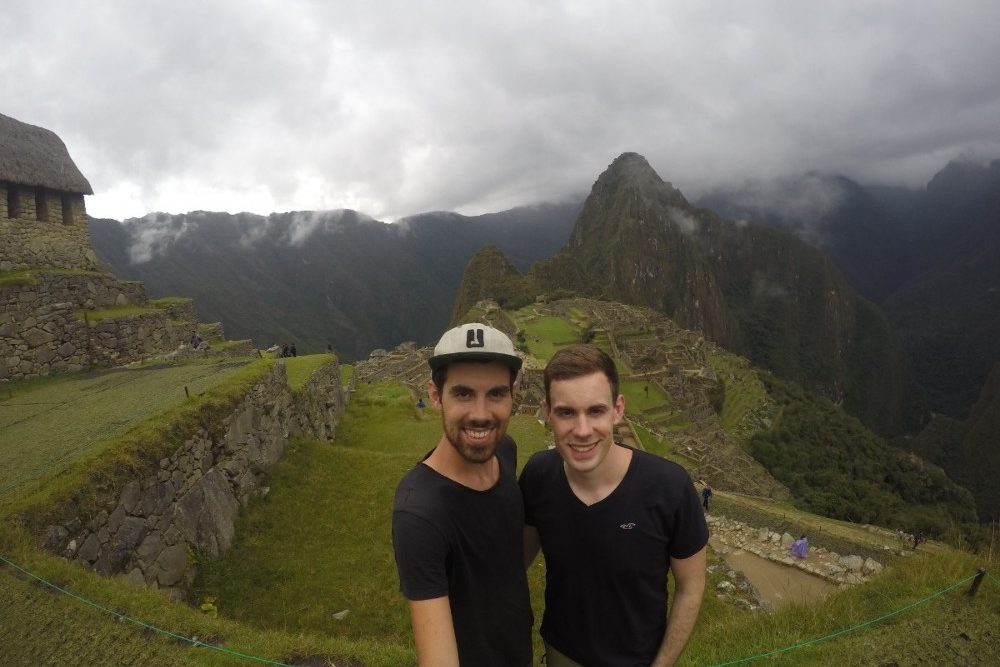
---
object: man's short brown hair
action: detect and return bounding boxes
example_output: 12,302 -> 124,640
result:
544,344 -> 620,403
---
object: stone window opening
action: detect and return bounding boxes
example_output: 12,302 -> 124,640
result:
6,184 -> 18,219
36,187 -> 48,222
61,194 -> 73,225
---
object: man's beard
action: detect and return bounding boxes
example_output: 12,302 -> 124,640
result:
443,419 -> 503,464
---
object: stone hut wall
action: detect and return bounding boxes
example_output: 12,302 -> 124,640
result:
0,273 -> 184,381
1,183 -> 96,271
40,362 -> 343,599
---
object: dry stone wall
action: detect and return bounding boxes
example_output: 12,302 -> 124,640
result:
288,360 -> 345,440
40,361 -> 343,599
0,273 -> 182,380
0,199 -> 97,271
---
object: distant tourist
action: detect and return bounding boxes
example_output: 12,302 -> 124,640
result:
415,397 -> 425,409
290,343 -> 297,357
912,531 -> 926,550
280,343 -> 289,358
701,484 -> 713,510
790,534 -> 809,559
392,323 -> 531,666
520,344 -> 708,667
190,332 -> 203,348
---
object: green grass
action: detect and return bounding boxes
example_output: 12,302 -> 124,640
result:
74,305 -> 160,321
282,353 -> 336,393
0,269 -> 36,287
705,347 -> 770,434
194,439 -> 416,642
149,296 -> 193,308
682,548 -> 999,666
207,339 -> 251,352
193,376 -> 1000,666
2,360 -> 272,532
195,381 -> 554,662
0,267 -> 106,288
0,529 -> 413,667
621,379 -> 670,412
0,361 -> 256,503
516,315 -> 580,361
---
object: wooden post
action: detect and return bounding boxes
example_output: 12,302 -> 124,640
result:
968,568 -> 987,597
184,385 -> 190,399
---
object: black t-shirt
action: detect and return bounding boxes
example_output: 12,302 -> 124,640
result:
392,436 -> 533,667
520,446 -> 708,667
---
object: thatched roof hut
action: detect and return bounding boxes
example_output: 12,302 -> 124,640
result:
0,113 -> 93,195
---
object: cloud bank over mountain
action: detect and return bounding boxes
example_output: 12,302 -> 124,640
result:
5,1 -> 1000,221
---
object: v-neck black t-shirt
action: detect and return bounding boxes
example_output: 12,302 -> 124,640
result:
520,445 -> 708,667
392,436 -> 532,667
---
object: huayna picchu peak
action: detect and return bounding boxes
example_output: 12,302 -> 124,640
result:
455,153 -> 923,436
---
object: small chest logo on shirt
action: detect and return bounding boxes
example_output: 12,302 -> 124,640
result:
620,522 -> 636,530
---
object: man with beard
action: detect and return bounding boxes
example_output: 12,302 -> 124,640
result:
392,323 -> 532,667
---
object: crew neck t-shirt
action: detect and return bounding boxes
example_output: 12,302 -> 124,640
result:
393,436 -> 532,666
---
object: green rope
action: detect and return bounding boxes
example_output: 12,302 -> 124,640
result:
0,553 -> 299,667
707,572 -> 980,667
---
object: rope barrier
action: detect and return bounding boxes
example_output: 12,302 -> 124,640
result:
0,553 -> 300,667
707,572 -> 981,666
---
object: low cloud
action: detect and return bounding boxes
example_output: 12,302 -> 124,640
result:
123,213 -> 193,263
4,2 -> 1000,221
668,207 -> 701,235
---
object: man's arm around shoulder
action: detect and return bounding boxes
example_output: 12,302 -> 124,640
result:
409,596 -> 460,667
651,546 -> 707,667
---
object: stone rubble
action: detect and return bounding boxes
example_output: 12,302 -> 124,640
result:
706,514 -> 894,588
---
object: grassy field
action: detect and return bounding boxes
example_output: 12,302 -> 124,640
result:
621,378 -> 671,412
3,311 -> 998,665
195,379 -> 554,662
514,313 -> 580,361
192,376 -> 1000,666
0,361 -> 253,501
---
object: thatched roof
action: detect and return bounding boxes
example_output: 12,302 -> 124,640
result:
0,113 -> 93,194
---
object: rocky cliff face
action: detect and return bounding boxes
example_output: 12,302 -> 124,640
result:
461,153 -> 921,434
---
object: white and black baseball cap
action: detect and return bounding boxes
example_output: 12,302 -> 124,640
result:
428,322 -> 522,373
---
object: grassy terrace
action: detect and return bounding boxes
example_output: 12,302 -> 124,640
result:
511,308 -> 580,361
0,361 -> 256,503
195,377 -> 999,666
282,353 -> 336,393
3,305 -> 998,665
0,267 -> 107,288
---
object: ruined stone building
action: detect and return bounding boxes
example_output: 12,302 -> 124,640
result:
1,112 -> 100,271
0,113 -> 218,380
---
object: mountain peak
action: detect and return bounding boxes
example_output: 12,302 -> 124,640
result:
588,152 -> 686,209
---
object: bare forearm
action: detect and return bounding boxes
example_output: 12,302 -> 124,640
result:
651,548 -> 707,667
650,586 -> 703,667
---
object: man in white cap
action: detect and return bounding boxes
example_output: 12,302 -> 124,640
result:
392,323 -> 532,666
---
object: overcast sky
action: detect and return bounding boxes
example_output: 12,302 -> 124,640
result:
4,1 -> 999,222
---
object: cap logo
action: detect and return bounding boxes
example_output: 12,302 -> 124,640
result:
466,328 -> 485,348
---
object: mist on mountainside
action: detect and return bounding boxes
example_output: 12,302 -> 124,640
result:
87,202 -> 581,360
698,158 -> 1000,422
